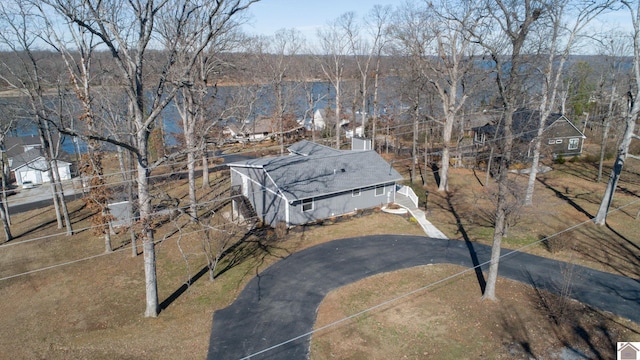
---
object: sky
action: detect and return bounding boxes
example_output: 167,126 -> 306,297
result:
243,0 -> 400,47
243,1 -> 636,55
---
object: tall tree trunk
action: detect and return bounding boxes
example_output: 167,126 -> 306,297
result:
485,146 -> 494,187
372,61 -> 380,150
117,145 -> 128,183
411,104 -> 419,184
138,151 -> 158,317
0,196 -> 11,242
424,121 -> 429,186
51,159 -> 72,236
126,134 -> 138,258
483,108 -> 515,301
186,148 -> 197,219
104,213 -> 113,253
594,95 -> 637,224
597,85 -> 616,183
1,155 -> 10,226
335,80 -> 341,149
202,152 -> 210,189
524,116 -> 545,205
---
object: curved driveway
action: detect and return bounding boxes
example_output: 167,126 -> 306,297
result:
208,235 -> 640,360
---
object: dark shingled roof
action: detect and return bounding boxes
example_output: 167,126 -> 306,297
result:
230,143 -> 403,201
10,148 -> 43,169
286,139 -> 343,157
472,109 -> 571,141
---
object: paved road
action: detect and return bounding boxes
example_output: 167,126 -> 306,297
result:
4,152 -> 254,214
208,235 -> 640,360
7,181 -> 81,213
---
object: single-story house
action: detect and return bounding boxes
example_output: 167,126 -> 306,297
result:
224,117 -> 273,142
4,135 -> 72,186
228,140 -> 403,227
472,109 -> 586,160
11,148 -> 72,186
225,116 -> 304,142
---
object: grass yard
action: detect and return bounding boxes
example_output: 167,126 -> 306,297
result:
0,144 -> 638,359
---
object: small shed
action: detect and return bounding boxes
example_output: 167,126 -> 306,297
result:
107,200 -> 132,227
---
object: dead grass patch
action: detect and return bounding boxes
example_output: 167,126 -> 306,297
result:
312,265 -> 640,359
0,147 -> 638,359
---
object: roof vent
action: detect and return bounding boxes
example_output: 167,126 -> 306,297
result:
341,169 -> 346,173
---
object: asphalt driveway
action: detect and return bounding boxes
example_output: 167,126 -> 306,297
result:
208,235 -> 640,360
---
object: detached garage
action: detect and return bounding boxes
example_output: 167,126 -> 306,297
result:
11,149 -> 72,186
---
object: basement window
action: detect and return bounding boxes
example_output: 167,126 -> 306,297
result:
548,139 -> 555,145
302,198 -> 313,212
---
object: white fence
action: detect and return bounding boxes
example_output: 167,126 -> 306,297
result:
397,185 -> 419,208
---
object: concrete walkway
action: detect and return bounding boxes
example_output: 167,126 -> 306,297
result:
394,192 -> 448,239
207,235 -> 640,360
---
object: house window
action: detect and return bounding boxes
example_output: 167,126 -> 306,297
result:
302,198 -> 313,212
568,138 -> 579,150
352,189 -> 361,197
548,139 -> 555,145
474,132 -> 484,144
375,185 -> 385,196
555,139 -> 563,144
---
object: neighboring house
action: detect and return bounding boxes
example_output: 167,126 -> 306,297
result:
11,149 -> 72,186
472,109 -> 586,160
298,109 -> 327,131
225,116 -> 304,142
228,140 -> 403,227
303,109 -> 350,132
5,135 -> 72,186
224,117 -> 272,142
345,126 -> 364,139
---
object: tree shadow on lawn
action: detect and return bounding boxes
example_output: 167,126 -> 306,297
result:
516,271 -> 611,360
572,224 -> 640,281
159,225 -> 289,313
445,190 -> 486,295
9,203 -> 89,242
536,177 -> 593,220
555,162 -> 600,182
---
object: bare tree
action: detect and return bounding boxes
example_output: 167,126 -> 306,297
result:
256,29 -> 304,155
43,0 -> 259,318
594,33 -> 630,183
369,6 -> 393,151
468,0 -> 543,300
0,1 -> 73,235
594,1 -> 640,225
0,101 -> 17,229
389,1 -> 432,184
165,11 -> 247,220
317,13 -> 351,149
524,0 -> 613,206
428,1 -> 478,192
342,6 -> 390,141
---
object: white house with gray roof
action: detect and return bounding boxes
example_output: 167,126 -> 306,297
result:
228,140 -> 403,227
5,136 -> 72,186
